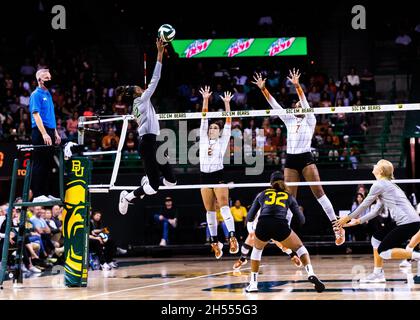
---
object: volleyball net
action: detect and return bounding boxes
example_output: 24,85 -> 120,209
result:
76,102 -> 420,193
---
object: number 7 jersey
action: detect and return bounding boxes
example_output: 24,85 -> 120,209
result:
246,188 -> 303,223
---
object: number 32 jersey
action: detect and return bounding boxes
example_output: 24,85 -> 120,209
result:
246,188 -> 303,223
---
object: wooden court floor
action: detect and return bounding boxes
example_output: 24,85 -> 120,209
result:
1,254 -> 419,300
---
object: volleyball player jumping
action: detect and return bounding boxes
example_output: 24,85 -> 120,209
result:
118,39 -> 177,215
199,86 -> 238,259
252,69 -> 345,245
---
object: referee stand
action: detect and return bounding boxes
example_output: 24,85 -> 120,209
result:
0,145 -> 64,288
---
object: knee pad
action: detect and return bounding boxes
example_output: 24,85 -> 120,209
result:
243,243 -> 252,251
241,243 -> 252,255
220,206 -> 233,221
247,221 -> 255,234
163,178 -> 177,186
379,249 -> 392,260
371,237 -> 381,249
143,183 -> 158,195
250,247 -> 263,261
296,246 -> 308,258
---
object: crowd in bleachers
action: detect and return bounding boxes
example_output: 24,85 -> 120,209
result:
0,45 -> 374,168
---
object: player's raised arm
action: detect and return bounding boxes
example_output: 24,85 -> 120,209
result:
252,72 -> 283,110
287,68 -> 310,109
199,86 -> 212,138
140,38 -> 166,102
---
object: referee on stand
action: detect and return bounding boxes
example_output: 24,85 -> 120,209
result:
29,68 -> 61,201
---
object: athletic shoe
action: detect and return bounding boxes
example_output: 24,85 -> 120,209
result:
211,242 -> 223,259
308,275 -> 325,293
229,236 -> 239,254
233,258 -> 247,270
333,226 -> 345,246
116,247 -> 128,255
29,266 -> 42,273
291,255 -> 303,268
399,260 -> 412,268
119,190 -> 129,215
159,239 -> 167,246
359,271 -> 386,283
21,264 -> 29,273
245,282 -> 258,292
108,261 -> 119,269
32,195 -> 51,203
101,263 -> 111,271
141,176 -> 149,186
48,195 -> 61,201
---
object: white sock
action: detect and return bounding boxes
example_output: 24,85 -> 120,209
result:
206,211 -> 218,237
305,264 -> 315,276
417,260 -> 420,276
220,206 -> 235,233
125,192 -> 136,201
411,251 -> 420,260
406,245 -> 414,252
374,267 -> 383,274
317,194 -> 337,222
251,272 -> 258,283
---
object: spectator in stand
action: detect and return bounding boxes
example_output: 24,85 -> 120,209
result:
87,139 -> 103,160
112,95 -> 128,115
55,118 -> 68,142
124,131 -> 138,154
307,86 -> 321,107
44,209 -> 64,256
346,67 -> 360,88
29,206 -> 55,260
395,30 -> 412,46
230,200 -> 248,241
349,193 -> 369,241
101,127 -> 119,151
153,196 -> 178,246
340,135 -> 359,169
66,112 -> 79,141
89,210 -> 117,270
232,86 -> 248,108
17,121 -> 29,141
187,87 -> 202,112
51,205 -> 62,231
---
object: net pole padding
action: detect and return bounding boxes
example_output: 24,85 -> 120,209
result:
87,179 -> 420,192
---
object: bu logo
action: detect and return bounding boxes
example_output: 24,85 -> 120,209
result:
71,160 -> 84,177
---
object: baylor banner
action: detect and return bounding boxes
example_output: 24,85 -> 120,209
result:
62,157 -> 91,287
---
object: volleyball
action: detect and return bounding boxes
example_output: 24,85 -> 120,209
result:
158,24 -> 176,42
99,232 -> 109,243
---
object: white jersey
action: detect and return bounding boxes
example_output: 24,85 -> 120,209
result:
199,119 -> 231,173
132,62 -> 161,137
266,95 -> 316,154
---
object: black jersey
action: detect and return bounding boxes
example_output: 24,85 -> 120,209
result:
247,188 -> 305,224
